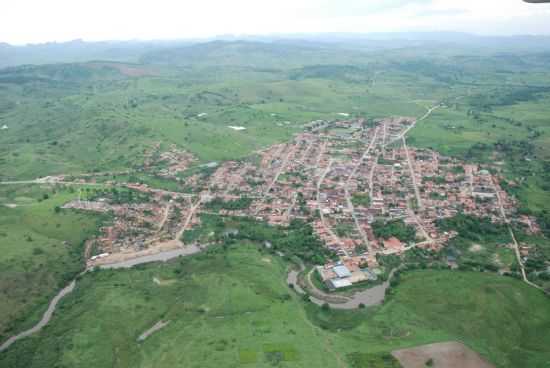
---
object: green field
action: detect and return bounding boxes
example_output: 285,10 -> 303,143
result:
1,39 -> 550,367
0,184 -> 105,341
1,244 -> 549,367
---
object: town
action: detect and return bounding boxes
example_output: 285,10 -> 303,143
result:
59,116 -> 536,289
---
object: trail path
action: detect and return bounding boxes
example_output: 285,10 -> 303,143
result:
176,199 -> 202,245
492,178 -> 545,292
157,204 -> 172,232
384,104 -> 441,148
137,321 -> 170,342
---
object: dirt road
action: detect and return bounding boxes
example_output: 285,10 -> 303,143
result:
403,136 -> 423,211
0,280 -> 76,353
287,266 -> 399,310
343,128 -> 379,250
317,159 -> 341,245
491,177 -> 545,292
0,244 -> 204,353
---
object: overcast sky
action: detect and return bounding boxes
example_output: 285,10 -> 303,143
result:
2,0 -> 550,44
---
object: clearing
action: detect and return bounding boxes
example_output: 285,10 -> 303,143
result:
392,341 -> 495,368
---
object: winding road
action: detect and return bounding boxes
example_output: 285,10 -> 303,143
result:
287,266 -> 399,310
0,245 -> 203,353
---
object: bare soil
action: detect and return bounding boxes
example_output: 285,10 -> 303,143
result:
392,341 -> 495,368
469,244 -> 484,253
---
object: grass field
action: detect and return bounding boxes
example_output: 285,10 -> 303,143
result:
1,43 -> 549,221
1,40 -> 550,367
0,184 -> 105,342
1,244 -> 549,368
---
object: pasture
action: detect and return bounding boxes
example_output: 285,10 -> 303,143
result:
0,184 -> 104,342
1,244 -> 549,367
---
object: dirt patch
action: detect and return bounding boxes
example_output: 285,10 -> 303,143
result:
137,320 -> 169,342
153,277 -> 176,286
262,257 -> 272,263
469,244 -> 484,253
392,341 -> 495,368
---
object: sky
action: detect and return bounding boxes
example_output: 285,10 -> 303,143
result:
2,0 -> 550,44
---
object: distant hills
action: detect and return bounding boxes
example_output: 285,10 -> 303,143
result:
2,33 -> 550,69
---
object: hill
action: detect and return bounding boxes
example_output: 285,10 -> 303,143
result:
1,244 -> 549,367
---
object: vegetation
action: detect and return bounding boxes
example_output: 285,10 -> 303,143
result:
183,214 -> 334,264
1,246 -> 550,367
435,214 -> 518,272
204,196 -> 253,211
2,38 -> 550,367
347,352 -> 402,368
436,214 -> 511,244
0,185 -> 106,342
351,192 -> 371,207
83,187 -> 151,204
372,219 -> 417,243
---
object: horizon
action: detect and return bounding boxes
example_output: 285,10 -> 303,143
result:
2,0 -> 550,45
4,30 -> 550,47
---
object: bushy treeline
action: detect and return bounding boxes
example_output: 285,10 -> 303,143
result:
468,86 -> 550,112
372,219 -> 416,243
185,215 -> 334,264
204,197 -> 253,211
84,187 -> 151,204
539,211 -> 550,238
436,213 -> 510,244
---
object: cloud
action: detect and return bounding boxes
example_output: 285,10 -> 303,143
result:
1,0 -> 549,44
416,8 -> 470,17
